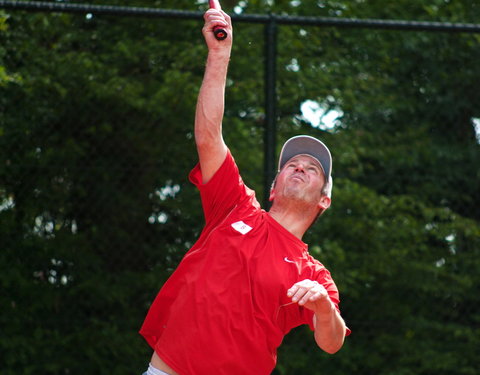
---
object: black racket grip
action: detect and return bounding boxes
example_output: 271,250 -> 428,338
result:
213,26 -> 228,40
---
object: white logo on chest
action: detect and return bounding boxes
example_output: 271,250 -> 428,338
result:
231,221 -> 253,235
284,257 -> 296,264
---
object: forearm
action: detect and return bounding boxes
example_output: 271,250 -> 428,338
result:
287,279 -> 347,354
194,51 -> 230,149
313,301 -> 346,354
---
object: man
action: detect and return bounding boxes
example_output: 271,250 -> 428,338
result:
140,8 -> 349,375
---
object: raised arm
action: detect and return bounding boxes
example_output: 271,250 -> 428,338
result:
195,9 -> 233,184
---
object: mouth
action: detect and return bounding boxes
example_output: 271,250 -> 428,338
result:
290,174 -> 305,182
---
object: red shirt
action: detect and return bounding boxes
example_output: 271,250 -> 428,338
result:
140,151 -> 345,374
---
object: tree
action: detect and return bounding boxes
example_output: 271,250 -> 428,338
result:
1,1 -> 479,374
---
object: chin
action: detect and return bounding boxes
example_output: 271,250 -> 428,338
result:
283,191 -> 309,204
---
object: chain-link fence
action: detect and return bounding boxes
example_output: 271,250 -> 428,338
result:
1,1 -> 480,375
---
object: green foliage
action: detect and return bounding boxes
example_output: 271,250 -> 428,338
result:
1,1 -> 479,374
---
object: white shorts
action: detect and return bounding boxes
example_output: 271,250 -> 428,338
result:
143,363 -> 171,375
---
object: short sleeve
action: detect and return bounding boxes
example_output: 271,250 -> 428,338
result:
189,149 -> 259,230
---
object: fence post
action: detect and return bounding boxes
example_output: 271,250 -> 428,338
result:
263,15 -> 277,208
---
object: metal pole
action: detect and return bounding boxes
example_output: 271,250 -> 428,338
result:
263,16 -> 277,209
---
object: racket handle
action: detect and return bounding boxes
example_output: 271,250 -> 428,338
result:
213,26 -> 228,40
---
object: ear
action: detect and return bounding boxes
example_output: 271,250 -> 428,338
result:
269,187 -> 275,202
318,195 -> 331,211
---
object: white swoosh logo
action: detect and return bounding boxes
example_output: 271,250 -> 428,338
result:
284,257 -> 296,264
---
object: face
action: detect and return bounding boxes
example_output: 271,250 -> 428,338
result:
270,154 -> 331,211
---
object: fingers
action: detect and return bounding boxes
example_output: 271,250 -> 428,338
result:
203,9 -> 232,40
204,8 -> 228,27
287,279 -> 328,306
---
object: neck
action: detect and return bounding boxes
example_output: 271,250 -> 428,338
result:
268,200 -> 319,239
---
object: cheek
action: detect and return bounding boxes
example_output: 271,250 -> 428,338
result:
276,173 -> 289,188
311,178 -> 324,196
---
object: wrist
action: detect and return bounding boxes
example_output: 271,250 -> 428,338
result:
207,49 -> 231,61
314,298 -> 336,320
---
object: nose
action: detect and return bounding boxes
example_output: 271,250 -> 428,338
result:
294,163 -> 305,173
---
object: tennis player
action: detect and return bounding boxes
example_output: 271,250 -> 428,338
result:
140,8 -> 350,375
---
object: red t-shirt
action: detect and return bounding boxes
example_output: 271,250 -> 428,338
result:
140,150 -> 346,374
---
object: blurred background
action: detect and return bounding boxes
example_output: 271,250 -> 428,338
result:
1,0 -> 479,374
